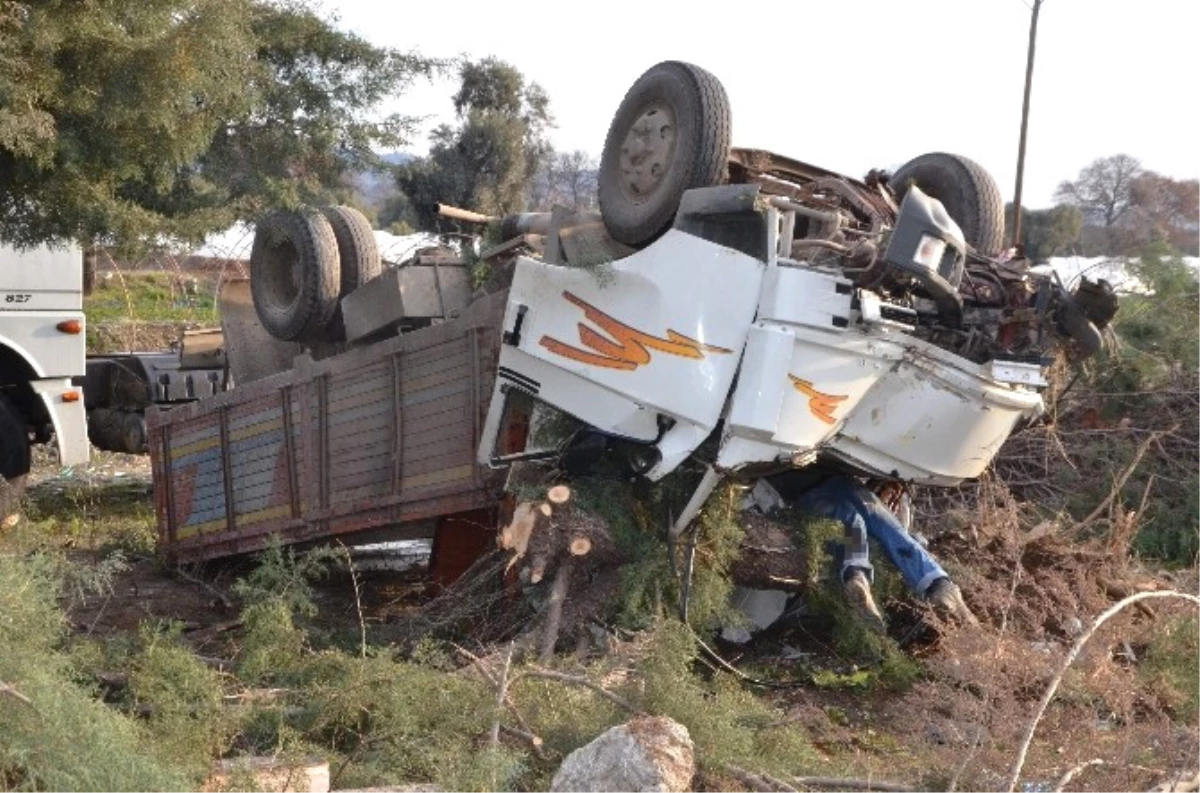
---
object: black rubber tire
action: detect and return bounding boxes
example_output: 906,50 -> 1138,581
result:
250,209 -> 341,342
598,61 -> 732,246
890,153 -> 1005,256
0,395 -> 30,520
318,205 -> 381,340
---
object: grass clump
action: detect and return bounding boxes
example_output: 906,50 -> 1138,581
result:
1140,613 -> 1199,721
18,480 -> 156,554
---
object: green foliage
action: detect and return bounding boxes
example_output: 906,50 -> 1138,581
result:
1005,203 -> 1084,260
0,553 -> 190,790
792,513 -> 921,691
397,57 -> 552,229
218,545 -> 517,791
130,623 -> 231,778
1111,243 -> 1200,383
566,467 -> 747,631
0,0 -> 436,251
1140,614 -> 1199,721
1070,243 -> 1200,564
634,621 -> 817,777
232,537 -> 339,615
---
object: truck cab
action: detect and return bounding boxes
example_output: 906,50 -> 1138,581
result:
0,241 -> 89,510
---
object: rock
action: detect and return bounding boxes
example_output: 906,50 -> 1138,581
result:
205,756 -> 329,793
550,716 -> 694,792
1064,616 -> 1084,636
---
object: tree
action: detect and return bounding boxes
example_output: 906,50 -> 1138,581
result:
529,149 -> 598,212
0,0 -> 435,250
396,57 -> 552,230
1127,173 -> 1199,255
1054,154 -> 1143,229
1005,203 -> 1083,261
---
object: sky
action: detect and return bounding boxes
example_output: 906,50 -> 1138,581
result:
317,0 -> 1199,210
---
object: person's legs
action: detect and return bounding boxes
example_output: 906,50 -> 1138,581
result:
794,476 -> 873,584
800,475 -> 948,596
795,476 -> 885,632
841,478 -> 949,596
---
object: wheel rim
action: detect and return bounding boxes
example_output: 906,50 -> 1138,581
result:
617,103 -> 676,205
259,238 -> 302,314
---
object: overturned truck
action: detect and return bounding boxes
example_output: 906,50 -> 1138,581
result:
148,62 -> 1116,581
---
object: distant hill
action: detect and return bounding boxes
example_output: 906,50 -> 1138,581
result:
351,151 -> 417,213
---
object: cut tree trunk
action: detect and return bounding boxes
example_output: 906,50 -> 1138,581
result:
495,485 -> 813,659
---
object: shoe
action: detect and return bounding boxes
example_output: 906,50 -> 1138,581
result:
842,569 -> 887,634
925,578 -> 980,626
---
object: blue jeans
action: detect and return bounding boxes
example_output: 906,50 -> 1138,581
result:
796,475 -> 947,596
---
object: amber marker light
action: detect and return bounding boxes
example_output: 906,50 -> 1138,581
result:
62,391 -> 80,403
56,319 -> 83,334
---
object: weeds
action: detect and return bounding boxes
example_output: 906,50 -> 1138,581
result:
18,480 -> 156,554
85,271 -> 218,326
1140,613 -> 1200,721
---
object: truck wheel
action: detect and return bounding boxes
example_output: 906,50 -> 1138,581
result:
890,153 -> 1005,256
250,209 -> 341,342
318,205 -> 381,340
0,395 -> 30,521
598,61 -> 732,246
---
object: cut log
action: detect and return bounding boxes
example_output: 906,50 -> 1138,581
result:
540,558 -> 574,662
499,501 -> 550,570
569,534 -> 593,556
547,485 -> 571,507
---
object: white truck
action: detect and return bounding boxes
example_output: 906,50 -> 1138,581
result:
145,61 -> 1118,567
0,242 -> 231,517
0,241 -> 89,514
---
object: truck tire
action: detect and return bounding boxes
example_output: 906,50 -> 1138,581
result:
319,205 -> 381,340
0,395 -> 30,520
890,153 -> 1005,256
250,209 -> 341,342
598,61 -> 732,246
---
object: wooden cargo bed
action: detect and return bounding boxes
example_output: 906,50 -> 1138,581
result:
148,291 -> 508,564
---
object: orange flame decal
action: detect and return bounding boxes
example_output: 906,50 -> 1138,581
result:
539,291 -> 732,371
789,375 -> 848,425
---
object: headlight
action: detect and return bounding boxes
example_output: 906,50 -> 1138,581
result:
913,234 -> 947,270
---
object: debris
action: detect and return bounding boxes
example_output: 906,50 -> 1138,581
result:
1150,770 -> 1200,792
550,716 -> 694,793
1004,590 -> 1200,792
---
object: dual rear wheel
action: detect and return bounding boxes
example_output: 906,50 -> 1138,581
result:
596,62 -> 1004,255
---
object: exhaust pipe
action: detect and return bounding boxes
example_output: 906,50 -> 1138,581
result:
500,212 -> 552,241
434,204 -> 496,224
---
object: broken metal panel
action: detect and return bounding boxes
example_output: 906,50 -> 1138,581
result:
340,260 -> 473,344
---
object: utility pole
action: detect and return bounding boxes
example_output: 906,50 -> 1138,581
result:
1011,0 -> 1043,249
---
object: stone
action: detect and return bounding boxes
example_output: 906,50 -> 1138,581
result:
550,716 -> 695,792
205,756 -> 329,793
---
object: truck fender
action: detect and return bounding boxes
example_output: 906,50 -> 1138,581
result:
29,378 -> 89,467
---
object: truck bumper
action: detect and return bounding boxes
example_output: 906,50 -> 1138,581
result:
30,378 -> 89,466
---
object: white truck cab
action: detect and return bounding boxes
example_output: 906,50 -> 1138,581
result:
1,241 -> 90,498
